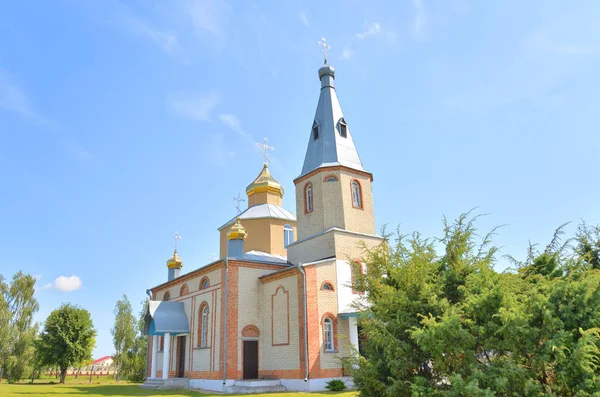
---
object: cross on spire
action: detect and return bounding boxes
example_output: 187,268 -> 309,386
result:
233,193 -> 245,214
171,232 -> 182,250
256,137 -> 275,165
317,37 -> 331,64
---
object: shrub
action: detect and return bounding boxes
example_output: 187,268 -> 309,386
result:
325,379 -> 347,391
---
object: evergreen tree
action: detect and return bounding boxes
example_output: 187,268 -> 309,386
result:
351,215 -> 600,396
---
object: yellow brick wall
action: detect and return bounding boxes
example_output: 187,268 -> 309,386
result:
260,274 -> 300,371
315,261 -> 347,369
237,267 -> 278,372
219,218 -> 297,258
287,231 -> 335,265
338,170 -> 376,235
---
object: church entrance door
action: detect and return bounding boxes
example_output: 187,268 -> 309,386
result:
243,341 -> 259,379
176,336 -> 186,378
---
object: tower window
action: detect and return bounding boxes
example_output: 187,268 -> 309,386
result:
163,291 -> 171,301
305,183 -> 313,213
351,180 -> 362,209
312,122 -> 319,140
284,224 -> 294,248
321,281 -> 334,291
323,317 -> 335,351
323,175 -> 338,182
339,118 -> 347,138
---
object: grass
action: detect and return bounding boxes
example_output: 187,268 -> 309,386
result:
0,381 -> 358,397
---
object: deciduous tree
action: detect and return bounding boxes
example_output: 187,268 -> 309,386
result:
111,294 -> 136,382
38,303 -> 96,383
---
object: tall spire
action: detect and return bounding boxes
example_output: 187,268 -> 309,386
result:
300,46 -> 365,177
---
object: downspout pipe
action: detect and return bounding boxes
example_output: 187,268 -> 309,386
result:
297,263 -> 309,382
222,258 -> 229,386
145,289 -> 152,380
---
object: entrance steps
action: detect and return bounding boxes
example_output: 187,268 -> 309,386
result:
224,379 -> 287,394
140,377 -> 190,390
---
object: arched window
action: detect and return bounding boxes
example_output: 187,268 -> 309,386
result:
305,183 -> 313,213
339,118 -> 347,138
284,224 -> 294,248
180,284 -> 189,296
351,180 -> 362,209
199,304 -> 209,348
200,277 -> 209,290
321,282 -> 334,291
323,175 -> 338,182
312,121 -> 319,140
323,317 -> 335,351
163,291 -> 171,301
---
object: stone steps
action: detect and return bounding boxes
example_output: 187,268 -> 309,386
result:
140,378 -> 190,390
224,379 -> 287,394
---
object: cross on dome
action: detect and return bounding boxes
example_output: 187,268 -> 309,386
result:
171,232 -> 182,250
233,193 -> 245,214
256,137 -> 275,165
317,37 -> 331,64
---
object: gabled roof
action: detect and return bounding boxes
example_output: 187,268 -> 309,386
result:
218,203 -> 296,230
300,63 -> 365,177
230,250 -> 289,265
92,356 -> 112,365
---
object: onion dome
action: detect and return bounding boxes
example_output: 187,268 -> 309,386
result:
245,164 -> 284,198
166,250 -> 183,269
227,218 -> 248,240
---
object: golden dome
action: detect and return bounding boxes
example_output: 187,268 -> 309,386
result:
246,164 -> 284,198
166,250 -> 183,269
227,218 -> 248,240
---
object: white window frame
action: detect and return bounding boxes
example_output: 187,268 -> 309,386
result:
284,224 -> 294,248
306,185 -> 313,212
352,181 -> 361,208
200,306 -> 209,348
324,317 -> 334,351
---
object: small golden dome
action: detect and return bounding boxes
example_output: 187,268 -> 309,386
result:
227,218 -> 247,240
246,164 -> 284,198
166,250 -> 183,269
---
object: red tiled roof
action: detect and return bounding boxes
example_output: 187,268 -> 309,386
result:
92,356 -> 112,365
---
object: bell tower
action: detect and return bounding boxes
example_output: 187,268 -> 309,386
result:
287,58 -> 381,265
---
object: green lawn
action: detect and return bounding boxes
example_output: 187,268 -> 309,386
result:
0,382 -> 357,397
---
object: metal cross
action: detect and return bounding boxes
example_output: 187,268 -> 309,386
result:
256,137 -> 275,165
233,193 -> 245,214
317,37 -> 331,64
171,232 -> 182,250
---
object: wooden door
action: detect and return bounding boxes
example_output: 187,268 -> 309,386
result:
176,336 -> 186,378
243,341 -> 259,379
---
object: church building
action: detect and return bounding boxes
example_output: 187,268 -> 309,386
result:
143,57 -> 384,392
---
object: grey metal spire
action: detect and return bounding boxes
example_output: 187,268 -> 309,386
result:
299,61 -> 365,177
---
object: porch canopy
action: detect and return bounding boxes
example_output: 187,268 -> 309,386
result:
143,300 -> 189,336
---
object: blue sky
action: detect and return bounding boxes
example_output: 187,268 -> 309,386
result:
1,0 -> 599,358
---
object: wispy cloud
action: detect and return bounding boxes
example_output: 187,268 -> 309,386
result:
0,69 -> 37,119
411,0 -> 428,40
341,46 -> 355,60
123,14 -> 180,53
219,113 -> 250,138
185,0 -> 231,39
355,22 -> 382,39
166,92 -> 221,121
45,275 -> 83,292
299,11 -> 309,27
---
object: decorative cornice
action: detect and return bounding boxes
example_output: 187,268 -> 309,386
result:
294,164 -> 373,185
